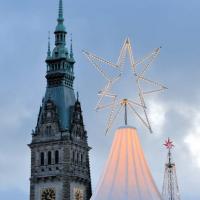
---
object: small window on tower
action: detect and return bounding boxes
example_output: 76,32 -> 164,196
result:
81,154 -> 83,163
55,150 -> 59,164
40,152 -> 44,166
77,153 -> 79,163
46,126 -> 52,136
48,151 -> 52,165
72,151 -> 75,162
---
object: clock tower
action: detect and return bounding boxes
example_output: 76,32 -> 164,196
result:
29,1 -> 92,200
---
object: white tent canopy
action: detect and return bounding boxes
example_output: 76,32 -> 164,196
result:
91,126 -> 162,200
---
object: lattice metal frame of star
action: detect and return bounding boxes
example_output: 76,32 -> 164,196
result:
83,38 -> 167,134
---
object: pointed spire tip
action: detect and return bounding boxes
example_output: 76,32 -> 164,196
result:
70,33 -> 74,59
76,92 -> 79,101
47,31 -> 51,57
58,0 -> 64,21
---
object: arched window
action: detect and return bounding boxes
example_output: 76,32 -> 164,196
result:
75,151 -> 78,163
46,126 -> 51,135
72,151 -> 75,162
55,150 -> 59,164
81,154 -> 83,163
77,153 -> 79,163
48,151 -> 52,165
40,152 -> 44,166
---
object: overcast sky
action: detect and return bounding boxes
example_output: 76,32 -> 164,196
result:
0,0 -> 200,199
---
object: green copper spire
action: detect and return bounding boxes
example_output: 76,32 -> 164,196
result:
70,35 -> 73,55
58,0 -> 64,22
76,92 -> 79,101
47,31 -> 51,58
70,34 -> 75,62
44,0 -> 76,130
55,0 -> 66,33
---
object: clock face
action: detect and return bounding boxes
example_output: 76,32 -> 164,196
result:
74,188 -> 83,200
41,188 -> 56,200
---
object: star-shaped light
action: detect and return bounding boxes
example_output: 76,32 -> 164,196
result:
164,138 -> 174,149
83,38 -> 167,134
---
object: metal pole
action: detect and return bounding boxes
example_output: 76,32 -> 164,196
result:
124,99 -> 128,126
169,148 -> 173,200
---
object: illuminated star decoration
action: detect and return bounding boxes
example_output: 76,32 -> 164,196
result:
164,138 -> 174,150
83,38 -> 167,134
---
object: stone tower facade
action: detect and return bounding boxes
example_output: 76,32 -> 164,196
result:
29,1 -> 92,200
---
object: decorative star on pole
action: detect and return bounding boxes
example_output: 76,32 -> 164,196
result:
83,38 -> 167,134
164,138 -> 174,150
